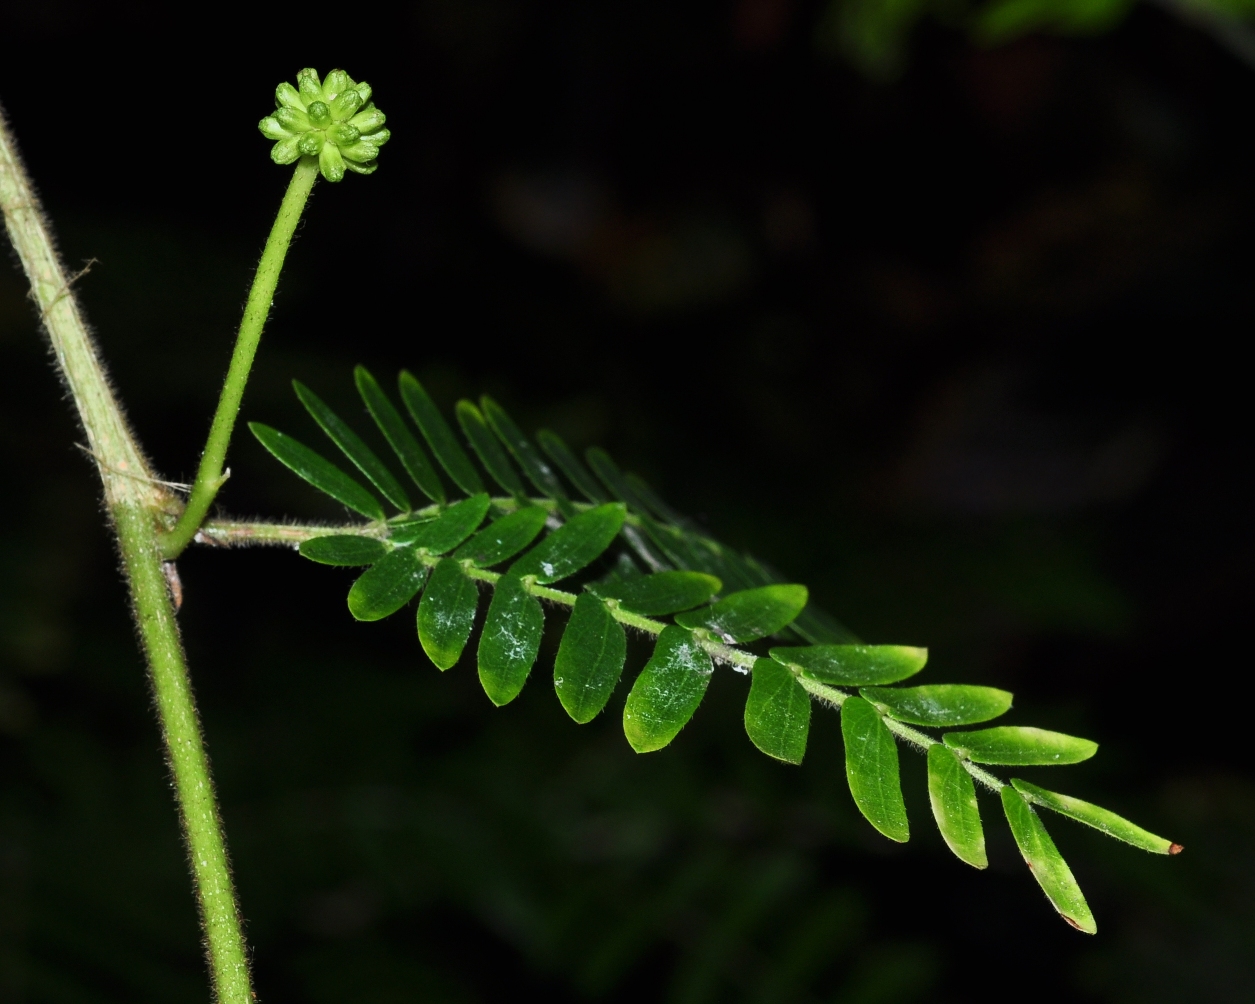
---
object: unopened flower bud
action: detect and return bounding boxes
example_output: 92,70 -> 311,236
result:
258,68 -> 390,182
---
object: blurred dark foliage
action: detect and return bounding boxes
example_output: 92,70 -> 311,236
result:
1,2 -> 1252,1002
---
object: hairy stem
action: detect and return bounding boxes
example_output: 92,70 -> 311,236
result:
163,156 -> 320,558
116,506 -> 252,998
1,105 -> 253,1004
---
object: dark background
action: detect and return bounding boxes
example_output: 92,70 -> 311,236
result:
1,3 -> 1252,1001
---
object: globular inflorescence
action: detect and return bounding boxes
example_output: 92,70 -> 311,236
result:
259,69 -> 390,182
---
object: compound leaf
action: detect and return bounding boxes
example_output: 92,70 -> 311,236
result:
554,593 -> 627,723
355,365 -> 445,504
928,743 -> 986,868
454,505 -> 549,566
1001,786 -> 1096,934
511,503 -> 626,583
477,571 -> 544,706
770,644 -> 927,686
293,380 -> 411,512
590,570 -> 721,616
538,429 -> 607,503
1011,779 -> 1179,855
249,422 -> 384,520
481,396 -> 571,506
862,684 -> 1013,727
299,535 -> 388,566
675,584 -> 808,643
456,400 -> 527,501
945,727 -> 1097,766
347,545 -> 429,621
418,557 -> 479,670
622,626 -> 714,753
398,371 -> 485,496
744,658 -> 810,764
390,493 -> 491,552
841,697 -> 909,842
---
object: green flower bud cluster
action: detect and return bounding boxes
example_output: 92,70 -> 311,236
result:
259,68 -> 390,182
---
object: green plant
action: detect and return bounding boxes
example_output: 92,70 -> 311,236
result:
0,68 -> 1178,1003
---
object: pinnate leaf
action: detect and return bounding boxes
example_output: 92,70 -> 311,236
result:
418,558 -> 479,670
455,505 -> 549,566
590,570 -> 721,616
744,658 -> 810,764
554,593 -> 627,723
390,493 -> 491,552
511,503 -> 627,583
928,743 -> 986,868
249,422 -> 384,520
347,546 -> 429,621
299,535 -> 388,566
477,572 -> 544,706
770,644 -> 927,686
841,697 -> 909,842
1001,786 -> 1096,933
293,380 -> 411,511
355,365 -> 445,504
945,727 -> 1097,766
675,584 -> 808,642
861,684 -> 1013,727
1011,779 -> 1179,855
622,626 -> 713,753
456,400 -> 527,501
398,371 -> 485,496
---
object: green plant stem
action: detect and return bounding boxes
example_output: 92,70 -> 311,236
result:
1,105 -> 254,1004
163,156 -> 320,559
116,506 -> 252,999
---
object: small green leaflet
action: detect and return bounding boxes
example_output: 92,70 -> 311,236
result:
944,727 -> 1098,766
743,658 -> 810,764
397,371 -> 485,496
354,365 -> 445,504
841,697 -> 909,842
585,447 -> 654,513
554,593 -> 627,723
861,684 -> 1013,727
481,396 -> 571,507
675,584 -> 808,643
511,503 -> 627,584
538,429 -> 607,503
1011,779 -> 1179,855
770,644 -> 927,686
347,546 -> 429,621
390,493 -> 491,551
590,570 -> 721,616
622,626 -> 714,753
477,572 -> 544,706
417,558 -> 479,670
456,400 -> 527,501
454,505 -> 548,566
927,744 -> 986,868
293,380 -> 411,511
1001,786 -> 1096,934
299,535 -> 388,566
249,422 -> 384,520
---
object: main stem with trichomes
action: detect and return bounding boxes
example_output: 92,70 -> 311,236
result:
162,155 -> 320,558
0,109 -> 324,1004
